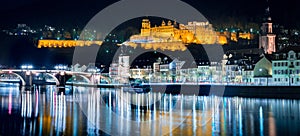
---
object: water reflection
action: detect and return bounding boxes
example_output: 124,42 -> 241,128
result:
0,86 -> 300,135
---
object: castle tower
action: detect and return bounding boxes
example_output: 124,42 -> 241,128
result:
141,19 -> 151,36
259,6 -> 276,54
162,20 -> 166,26
167,20 -> 172,26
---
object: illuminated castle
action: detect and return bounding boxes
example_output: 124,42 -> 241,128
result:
134,19 -> 221,44
122,19 -> 228,51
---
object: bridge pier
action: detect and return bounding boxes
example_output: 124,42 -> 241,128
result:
56,72 -> 72,93
57,72 -> 66,92
24,71 -> 33,91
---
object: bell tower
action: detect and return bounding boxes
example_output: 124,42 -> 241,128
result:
259,6 -> 276,54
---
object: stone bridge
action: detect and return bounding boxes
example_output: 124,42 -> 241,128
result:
0,69 -> 111,87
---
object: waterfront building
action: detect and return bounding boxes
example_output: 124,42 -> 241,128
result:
159,64 -> 170,82
224,52 -> 262,84
109,56 -> 130,84
118,55 -> 130,83
153,62 -> 160,72
109,63 -> 118,78
253,56 -> 273,85
272,47 -> 300,86
151,59 -> 186,82
225,57 -> 240,83
129,67 -> 152,80
196,65 -> 210,83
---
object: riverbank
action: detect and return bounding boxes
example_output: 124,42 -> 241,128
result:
65,83 -> 300,99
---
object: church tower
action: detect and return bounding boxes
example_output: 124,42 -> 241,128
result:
259,6 -> 276,54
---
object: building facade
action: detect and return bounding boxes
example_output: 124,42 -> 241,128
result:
272,50 -> 300,86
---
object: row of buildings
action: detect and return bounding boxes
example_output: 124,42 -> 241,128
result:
108,46 -> 300,86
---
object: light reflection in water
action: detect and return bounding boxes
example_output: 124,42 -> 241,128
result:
0,86 -> 300,135
260,106 -> 264,136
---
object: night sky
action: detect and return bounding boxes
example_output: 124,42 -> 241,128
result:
0,0 -> 299,67
0,0 -> 299,29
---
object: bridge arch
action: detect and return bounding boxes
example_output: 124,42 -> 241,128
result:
67,74 -> 91,84
99,75 -> 112,84
44,73 -> 60,86
78,75 -> 91,83
0,72 -> 26,86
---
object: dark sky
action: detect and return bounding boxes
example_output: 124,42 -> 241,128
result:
0,0 -> 299,29
0,0 -> 299,67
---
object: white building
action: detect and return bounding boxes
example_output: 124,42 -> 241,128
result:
272,49 -> 300,86
109,63 -> 118,78
118,55 -> 130,83
130,67 -> 152,80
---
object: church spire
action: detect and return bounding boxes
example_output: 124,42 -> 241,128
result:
264,0 -> 272,22
259,0 -> 276,54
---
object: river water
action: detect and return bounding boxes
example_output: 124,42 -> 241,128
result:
0,85 -> 299,136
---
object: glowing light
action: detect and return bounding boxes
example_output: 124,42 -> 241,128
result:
26,71 -> 31,76
60,71 -> 65,76
21,65 -> 33,69
37,40 -> 103,48
8,91 -> 12,115
55,65 -> 68,70
259,106 -> 264,136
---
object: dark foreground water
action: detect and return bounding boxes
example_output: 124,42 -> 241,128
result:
0,85 -> 300,136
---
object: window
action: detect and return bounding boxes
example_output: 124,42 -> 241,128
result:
274,78 -> 277,82
274,63 -> 277,67
286,62 -> 288,66
297,62 -> 300,66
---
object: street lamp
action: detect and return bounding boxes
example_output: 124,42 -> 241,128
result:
21,65 -> 33,70
21,64 -> 33,75
54,65 -> 68,70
